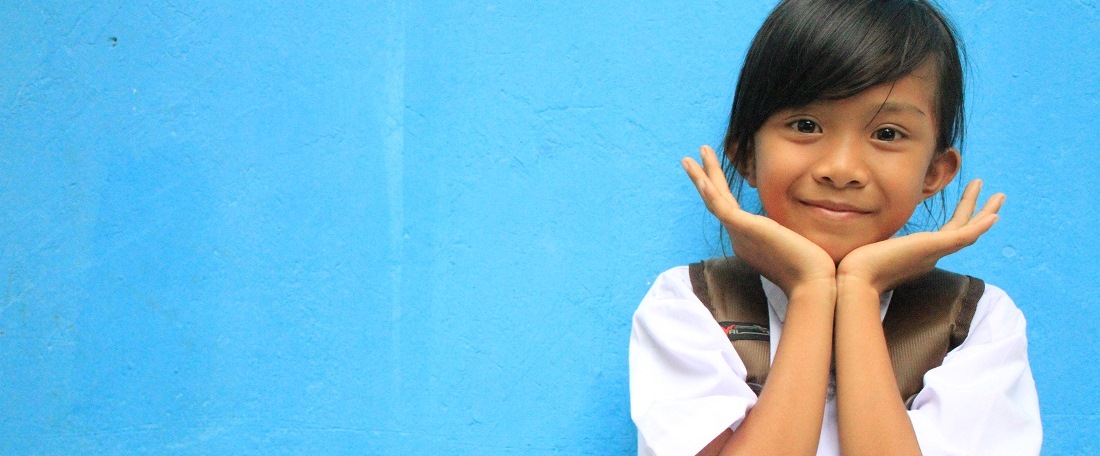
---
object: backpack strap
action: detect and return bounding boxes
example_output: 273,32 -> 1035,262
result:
688,258 -> 984,405
688,257 -> 770,395
884,269 -> 984,408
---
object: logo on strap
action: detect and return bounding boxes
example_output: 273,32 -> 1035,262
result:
719,321 -> 769,341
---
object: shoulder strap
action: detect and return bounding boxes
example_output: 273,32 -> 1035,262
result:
884,269 -> 984,408
688,259 -> 985,405
688,257 -> 770,395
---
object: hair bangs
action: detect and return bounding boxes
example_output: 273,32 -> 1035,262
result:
772,1 -> 945,106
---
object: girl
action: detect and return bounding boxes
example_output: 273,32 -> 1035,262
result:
629,1 -> 1041,455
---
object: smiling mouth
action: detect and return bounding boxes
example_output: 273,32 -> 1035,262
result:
801,200 -> 872,218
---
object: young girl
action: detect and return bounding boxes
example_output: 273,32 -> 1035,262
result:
629,1 -> 1041,455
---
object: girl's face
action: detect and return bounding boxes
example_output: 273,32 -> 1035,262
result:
746,63 -> 960,263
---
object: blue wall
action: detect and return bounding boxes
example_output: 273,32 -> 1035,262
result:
1,1 -> 1097,454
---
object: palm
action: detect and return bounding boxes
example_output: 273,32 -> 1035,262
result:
683,146 -> 835,293
838,179 -> 1005,292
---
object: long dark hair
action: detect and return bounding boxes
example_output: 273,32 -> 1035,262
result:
722,0 -> 966,210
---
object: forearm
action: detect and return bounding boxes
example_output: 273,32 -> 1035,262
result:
708,281 -> 836,456
834,276 -> 921,456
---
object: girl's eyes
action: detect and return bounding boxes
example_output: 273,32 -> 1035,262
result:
791,119 -> 820,133
873,127 -> 906,142
786,119 -> 907,141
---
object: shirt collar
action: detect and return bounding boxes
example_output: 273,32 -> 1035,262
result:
760,276 -> 893,323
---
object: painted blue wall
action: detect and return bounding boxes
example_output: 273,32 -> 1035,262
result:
1,1 -> 1096,454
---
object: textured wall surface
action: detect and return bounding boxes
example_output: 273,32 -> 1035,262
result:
1,1 -> 1097,454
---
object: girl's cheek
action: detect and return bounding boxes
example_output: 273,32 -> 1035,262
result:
756,187 -> 786,220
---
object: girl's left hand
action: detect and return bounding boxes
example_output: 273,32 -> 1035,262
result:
836,179 -> 1005,293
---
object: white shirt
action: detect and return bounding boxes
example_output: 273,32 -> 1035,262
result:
630,266 -> 1042,456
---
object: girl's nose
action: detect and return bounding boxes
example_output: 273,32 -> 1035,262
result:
811,139 -> 868,189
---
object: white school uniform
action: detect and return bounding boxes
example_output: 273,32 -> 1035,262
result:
630,266 -> 1042,456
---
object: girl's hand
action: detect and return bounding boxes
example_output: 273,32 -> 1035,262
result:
682,145 -> 836,294
836,179 -> 1005,294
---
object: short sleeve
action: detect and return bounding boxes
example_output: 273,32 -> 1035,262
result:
629,266 -> 759,456
907,284 -> 1042,455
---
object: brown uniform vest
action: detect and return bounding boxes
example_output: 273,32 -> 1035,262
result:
687,256 -> 984,408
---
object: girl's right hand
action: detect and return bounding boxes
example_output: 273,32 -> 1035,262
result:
686,146 -> 839,456
682,145 -> 836,295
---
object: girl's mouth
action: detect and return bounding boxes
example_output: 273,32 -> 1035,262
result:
801,199 -> 872,219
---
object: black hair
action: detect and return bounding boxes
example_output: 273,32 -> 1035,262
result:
722,0 -> 966,215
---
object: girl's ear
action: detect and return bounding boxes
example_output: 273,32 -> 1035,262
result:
922,147 -> 961,197
729,144 -> 758,188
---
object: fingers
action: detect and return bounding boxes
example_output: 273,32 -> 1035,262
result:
942,179 -> 982,230
681,156 -> 708,192
973,192 -> 1006,221
699,145 -> 728,191
957,194 -> 1003,235
942,179 -> 1006,232
702,145 -> 744,210
940,199 -> 1002,254
925,178 -> 1004,257
682,157 -> 725,218
682,145 -> 743,216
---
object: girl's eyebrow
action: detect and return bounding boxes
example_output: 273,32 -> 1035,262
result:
878,101 -> 928,118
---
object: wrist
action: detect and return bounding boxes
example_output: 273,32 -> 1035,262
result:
835,273 -> 884,308
786,277 -> 839,305
835,267 -> 884,293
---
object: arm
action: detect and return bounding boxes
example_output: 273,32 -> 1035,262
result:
832,276 -> 921,455
832,282 -> 1042,455
705,281 -> 836,456
684,146 -> 837,456
630,275 -> 763,456
833,180 -> 1005,455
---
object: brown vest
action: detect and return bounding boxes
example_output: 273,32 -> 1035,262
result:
688,256 -> 983,408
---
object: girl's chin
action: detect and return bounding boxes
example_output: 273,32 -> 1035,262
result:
828,251 -> 848,265
819,242 -> 860,265
807,233 -> 891,265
